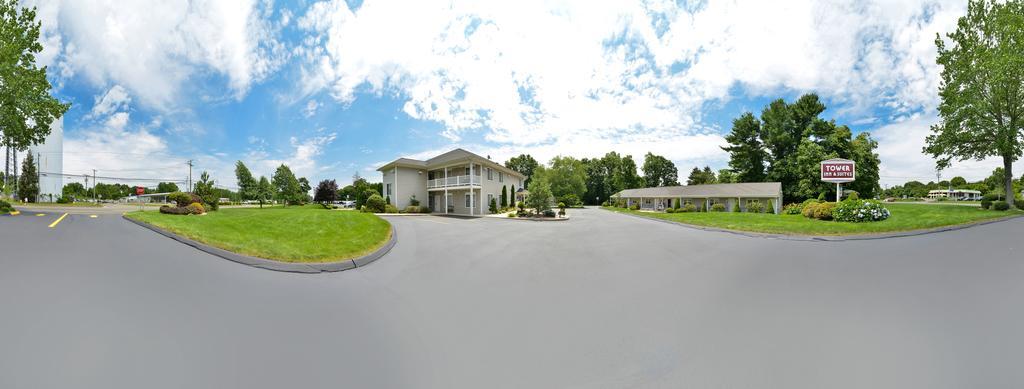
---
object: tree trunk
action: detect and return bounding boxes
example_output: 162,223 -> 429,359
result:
1005,156 -> 1016,207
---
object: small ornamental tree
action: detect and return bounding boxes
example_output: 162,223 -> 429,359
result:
489,198 -> 498,214
313,179 -> 338,208
17,153 -> 38,202
766,200 -> 775,214
732,200 -> 740,212
365,194 -> 386,213
501,185 -> 508,208
256,176 -> 273,208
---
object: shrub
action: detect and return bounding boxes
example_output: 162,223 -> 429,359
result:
746,201 -> 764,213
420,206 -> 431,213
784,203 -> 802,215
490,198 -> 499,214
185,202 -> 206,215
365,194 -> 386,213
981,199 -> 992,209
846,191 -> 859,201
542,209 -> 557,217
507,212 -> 516,218
766,201 -> 775,214
0,200 -> 13,213
409,195 -> 420,206
832,200 -> 891,222
732,201 -> 740,212
817,192 -> 827,201
802,202 -> 819,218
672,198 -> 680,209
404,205 -> 421,213
168,192 -> 196,207
711,203 -> 726,212
384,204 -> 399,213
813,202 -> 836,220
159,205 -> 190,215
385,195 -> 391,205
681,203 -> 696,212
56,195 -> 71,204
601,200 -> 610,207
558,202 -> 566,216
666,208 -> 676,213
993,200 -> 1010,211
201,194 -> 219,211
630,203 -> 640,210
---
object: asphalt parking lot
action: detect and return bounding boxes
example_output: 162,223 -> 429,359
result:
2,207 -> 1024,388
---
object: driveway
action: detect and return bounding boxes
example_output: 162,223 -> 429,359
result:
2,207 -> 1024,388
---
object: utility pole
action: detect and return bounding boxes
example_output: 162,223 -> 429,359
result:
93,169 -> 97,203
187,160 -> 193,193
37,152 -> 41,203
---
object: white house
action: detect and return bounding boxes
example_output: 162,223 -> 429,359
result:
612,182 -> 784,214
377,149 -> 527,215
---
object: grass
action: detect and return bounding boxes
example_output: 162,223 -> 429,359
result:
602,203 -> 1022,236
126,204 -> 392,263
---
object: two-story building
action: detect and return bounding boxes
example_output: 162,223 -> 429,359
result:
377,149 -> 527,216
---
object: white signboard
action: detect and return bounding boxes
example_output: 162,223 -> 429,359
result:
820,159 -> 856,184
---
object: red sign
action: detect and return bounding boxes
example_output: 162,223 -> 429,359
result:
820,159 -> 855,183
136,186 -> 145,195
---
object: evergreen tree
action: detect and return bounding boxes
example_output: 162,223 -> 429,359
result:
501,185 -> 508,208
721,112 -> 766,182
235,161 -> 257,203
256,176 -> 273,208
271,164 -> 301,206
16,153 -> 37,202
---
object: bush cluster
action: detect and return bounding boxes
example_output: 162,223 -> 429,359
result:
832,200 -> 891,222
981,194 -> 999,209
0,200 -> 13,213
542,209 -> 556,217
384,204 -> 399,213
56,196 -> 71,204
992,200 -> 1010,211
629,203 -> 640,210
802,201 -> 836,220
783,203 -> 803,215
746,201 -> 764,213
168,192 -> 202,207
710,203 -> 726,212
159,202 -> 205,215
364,194 -> 386,213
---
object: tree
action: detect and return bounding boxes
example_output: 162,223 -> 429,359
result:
925,0 -> 1024,207
505,154 -> 539,187
717,169 -> 738,183
235,161 -> 257,203
501,185 -> 508,208
1,1 -> 70,185
541,156 -> 587,202
313,179 -> 338,207
62,182 -> 86,201
721,112 -> 767,182
156,182 -> 179,193
256,176 -> 273,208
642,152 -> 679,187
686,166 -> 717,185
16,153 -> 37,202
950,176 -> 968,187
193,171 -> 218,210
526,174 -> 554,213
271,164 -> 301,206
298,177 -> 311,203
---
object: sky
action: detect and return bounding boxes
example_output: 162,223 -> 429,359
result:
18,0 -> 1021,190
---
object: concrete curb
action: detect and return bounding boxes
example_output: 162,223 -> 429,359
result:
122,215 -> 397,273
601,207 -> 1024,242
489,215 -> 571,222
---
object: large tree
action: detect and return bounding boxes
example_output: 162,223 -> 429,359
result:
313,179 -> 338,207
641,152 -> 679,187
925,0 -> 1024,207
1,1 -> 70,185
504,154 -> 539,187
298,177 -> 311,203
721,112 -> 767,182
686,166 -> 717,185
234,161 -> 257,203
271,164 -> 301,206
62,182 -> 86,200
542,156 -> 587,203
156,182 -> 179,193
16,152 -> 37,201
256,176 -> 273,208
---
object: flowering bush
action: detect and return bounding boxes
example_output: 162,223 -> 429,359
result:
783,203 -> 802,215
832,200 -> 891,222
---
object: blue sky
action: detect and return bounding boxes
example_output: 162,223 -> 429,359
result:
25,0 -> 1017,190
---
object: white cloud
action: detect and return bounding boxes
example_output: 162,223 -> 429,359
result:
86,85 -> 131,119
248,133 -> 338,181
298,0 -> 969,183
29,0 -> 288,109
303,99 -> 321,117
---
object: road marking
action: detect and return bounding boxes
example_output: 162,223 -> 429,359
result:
49,213 -> 69,228
89,215 -> 98,218
36,213 -> 46,216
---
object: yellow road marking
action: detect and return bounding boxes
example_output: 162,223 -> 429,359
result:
89,215 -> 98,218
48,213 -> 69,228
9,211 -> 19,216
36,213 -> 46,216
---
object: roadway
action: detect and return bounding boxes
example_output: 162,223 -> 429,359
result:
2,207 -> 1023,388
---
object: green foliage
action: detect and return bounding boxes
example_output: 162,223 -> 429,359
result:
365,194 -> 386,213
56,195 -> 70,204
256,176 -> 273,208
766,200 -> 775,214
193,171 -> 219,211
0,0 -> 70,152
409,195 -> 420,206
560,193 -> 581,207
505,154 -> 539,187
732,201 -> 740,213
847,191 -> 859,200
384,204 -> 399,213
721,112 -> 767,183
832,200 -> 891,222
812,202 -> 836,220
581,152 -> 644,205
534,156 -> 587,202
681,203 -> 697,213
489,198 -> 498,214
16,153 -> 38,202
746,201 -> 764,213
817,192 -> 827,201
313,179 -> 338,207
0,199 -> 12,212
168,192 -> 196,207
271,164 -> 302,206
630,203 -> 640,211
159,205 -> 190,215
993,200 -> 1010,211
500,185 -> 508,208
642,152 -> 680,187
717,169 -> 738,184
385,195 -> 391,205
526,174 -> 554,212
186,202 -> 206,214
926,0 -> 1024,208
711,203 -> 726,212
557,201 -> 566,216
666,207 -> 676,213
686,166 -> 717,185
156,182 -> 179,193
784,203 -> 803,215
235,161 -> 257,203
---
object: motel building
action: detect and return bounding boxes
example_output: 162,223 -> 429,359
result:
612,182 -> 783,214
927,189 -> 982,201
377,149 -> 527,216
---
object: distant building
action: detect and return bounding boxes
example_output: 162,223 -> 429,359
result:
927,189 -> 982,201
26,117 -> 63,202
612,182 -> 783,214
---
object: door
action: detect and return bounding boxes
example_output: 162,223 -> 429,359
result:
446,194 -> 454,212
429,194 -> 437,212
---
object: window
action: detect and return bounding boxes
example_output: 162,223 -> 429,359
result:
464,167 -> 470,176
465,193 -> 471,208
487,193 -> 494,205
499,172 -> 503,182
487,168 -> 493,180
386,183 -> 392,196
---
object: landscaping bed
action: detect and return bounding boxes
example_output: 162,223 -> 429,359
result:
602,203 -> 1022,236
126,204 -> 392,263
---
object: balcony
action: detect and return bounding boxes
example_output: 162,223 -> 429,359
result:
427,175 -> 480,189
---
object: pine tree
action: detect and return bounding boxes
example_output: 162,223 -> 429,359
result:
17,153 -> 38,202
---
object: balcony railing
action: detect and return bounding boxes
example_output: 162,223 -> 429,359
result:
427,175 -> 480,189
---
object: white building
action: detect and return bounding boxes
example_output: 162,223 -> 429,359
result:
27,117 -> 63,202
927,189 -> 982,201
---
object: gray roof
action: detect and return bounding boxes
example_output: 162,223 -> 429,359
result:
613,182 -> 782,198
377,148 -> 525,179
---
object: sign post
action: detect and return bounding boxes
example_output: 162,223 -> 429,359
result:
136,186 -> 145,211
820,159 -> 856,202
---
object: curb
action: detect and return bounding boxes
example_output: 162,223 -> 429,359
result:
490,216 -> 571,222
122,215 -> 397,273
601,208 -> 1024,242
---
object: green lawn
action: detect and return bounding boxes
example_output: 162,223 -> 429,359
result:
602,203 -> 1022,236
126,205 -> 392,262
